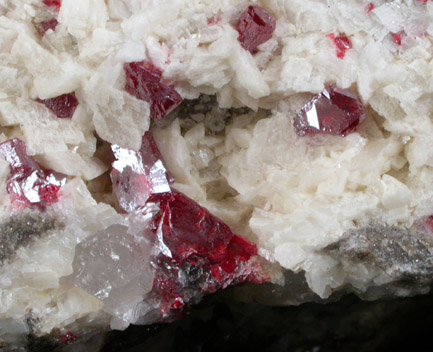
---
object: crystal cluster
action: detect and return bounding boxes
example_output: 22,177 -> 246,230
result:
124,62 -> 183,121
110,132 -> 266,320
236,5 -> 276,52
0,138 -> 66,210
293,86 -> 365,137
38,93 -> 79,119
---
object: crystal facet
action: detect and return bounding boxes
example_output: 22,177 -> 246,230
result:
38,93 -> 79,118
0,138 -> 66,210
293,86 -> 365,137
110,132 -> 171,213
236,5 -> 276,52
124,62 -> 183,121
328,34 -> 352,59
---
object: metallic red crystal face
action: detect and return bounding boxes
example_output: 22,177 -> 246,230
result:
110,132 -> 267,319
293,86 -> 365,137
0,139 -> 66,210
148,191 -> 264,318
236,5 -> 276,52
124,62 -> 183,121
110,132 -> 172,213
328,34 -> 352,59
43,0 -> 61,11
38,93 -> 79,118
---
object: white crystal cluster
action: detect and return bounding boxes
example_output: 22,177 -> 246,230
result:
1,0 -> 433,347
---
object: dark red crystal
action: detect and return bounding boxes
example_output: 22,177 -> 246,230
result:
43,0 -> 61,11
236,5 -> 276,52
38,19 -> 58,33
124,62 -> 183,121
328,34 -> 352,59
0,138 -> 66,210
60,332 -> 77,345
294,86 -> 365,137
38,93 -> 79,118
148,190 -> 264,318
365,2 -> 375,13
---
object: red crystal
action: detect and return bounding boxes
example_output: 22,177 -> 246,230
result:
392,32 -> 403,46
38,93 -> 79,118
327,34 -> 352,59
60,332 -> 77,345
124,62 -> 182,121
147,190 -> 265,318
294,86 -> 365,137
110,132 -> 172,213
38,19 -> 58,33
236,5 -> 276,52
110,133 -> 267,319
43,0 -> 61,11
0,138 -> 66,210
365,2 -> 375,13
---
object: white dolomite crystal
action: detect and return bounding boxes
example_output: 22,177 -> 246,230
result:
1,0 -> 433,349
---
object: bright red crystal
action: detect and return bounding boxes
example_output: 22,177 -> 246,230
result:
293,86 -> 365,137
110,132 -> 172,213
0,138 -> 66,210
392,32 -> 403,46
38,93 -> 79,118
43,0 -> 61,11
328,34 -> 352,59
148,190 -> 264,318
236,5 -> 276,52
110,133 -> 267,319
124,62 -> 182,121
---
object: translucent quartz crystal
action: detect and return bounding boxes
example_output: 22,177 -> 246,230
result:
0,138 -> 66,210
293,86 -> 365,137
124,62 -> 183,121
110,132 -> 172,213
38,93 -> 79,118
110,132 -> 266,320
236,5 -> 276,52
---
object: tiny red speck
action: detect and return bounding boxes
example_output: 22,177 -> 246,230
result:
43,0 -> 61,11
60,332 -> 77,345
328,34 -> 352,59
365,2 -> 375,13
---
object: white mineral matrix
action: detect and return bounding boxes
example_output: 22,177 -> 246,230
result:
1,0 -> 433,350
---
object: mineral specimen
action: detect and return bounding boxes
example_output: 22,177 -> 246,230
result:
236,5 -> 276,52
37,93 -> 79,119
293,86 -> 365,136
124,62 -> 183,121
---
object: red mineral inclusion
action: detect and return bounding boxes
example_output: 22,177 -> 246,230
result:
0,138 -> 66,210
236,5 -> 276,52
43,0 -> 61,11
365,2 -> 375,13
327,34 -> 352,59
294,86 -> 365,137
38,19 -> 58,33
124,62 -> 183,121
392,32 -> 403,46
110,132 -> 267,319
60,332 -> 77,345
38,93 -> 79,118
